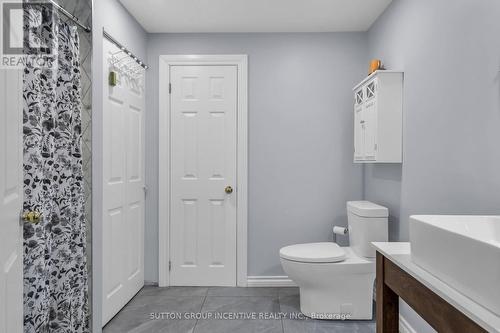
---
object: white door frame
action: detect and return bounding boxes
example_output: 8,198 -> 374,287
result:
158,55 -> 248,287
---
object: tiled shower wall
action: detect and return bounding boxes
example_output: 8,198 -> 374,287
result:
56,0 -> 93,324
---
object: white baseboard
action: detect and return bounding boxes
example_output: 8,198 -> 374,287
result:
247,276 -> 297,287
400,314 -> 417,333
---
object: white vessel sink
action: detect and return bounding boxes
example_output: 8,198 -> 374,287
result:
410,215 -> 500,316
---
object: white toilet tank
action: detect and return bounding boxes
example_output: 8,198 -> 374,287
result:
347,201 -> 388,258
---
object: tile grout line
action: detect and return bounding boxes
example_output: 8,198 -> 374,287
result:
278,292 -> 286,333
192,290 -> 208,333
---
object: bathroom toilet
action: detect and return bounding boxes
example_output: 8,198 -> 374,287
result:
280,201 -> 388,320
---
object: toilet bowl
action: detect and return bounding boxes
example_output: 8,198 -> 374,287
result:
280,244 -> 375,320
279,201 -> 388,320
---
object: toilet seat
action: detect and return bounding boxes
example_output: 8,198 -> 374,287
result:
279,242 -> 346,263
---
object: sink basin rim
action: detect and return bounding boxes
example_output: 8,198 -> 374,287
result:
409,214 -> 500,249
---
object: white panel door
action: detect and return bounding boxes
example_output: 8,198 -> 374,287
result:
102,40 -> 145,325
170,65 -> 237,286
0,69 -> 23,333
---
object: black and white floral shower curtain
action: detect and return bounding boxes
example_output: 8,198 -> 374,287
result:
23,4 -> 88,333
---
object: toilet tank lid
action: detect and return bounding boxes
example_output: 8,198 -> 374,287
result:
347,201 -> 388,218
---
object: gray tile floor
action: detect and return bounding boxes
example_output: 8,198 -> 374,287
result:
103,287 -> 376,333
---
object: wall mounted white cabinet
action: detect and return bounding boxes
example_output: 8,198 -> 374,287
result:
352,70 -> 403,163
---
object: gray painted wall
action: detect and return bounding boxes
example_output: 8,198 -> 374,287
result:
92,0 -> 147,331
365,0 -> 500,331
90,2 -> 500,331
144,33 -> 367,281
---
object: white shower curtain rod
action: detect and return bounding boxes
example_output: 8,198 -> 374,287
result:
46,0 -> 92,33
103,29 -> 149,70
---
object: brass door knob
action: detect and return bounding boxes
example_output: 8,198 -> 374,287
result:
23,211 -> 42,224
225,186 -> 233,194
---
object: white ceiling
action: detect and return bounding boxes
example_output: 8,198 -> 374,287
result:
119,0 -> 392,33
